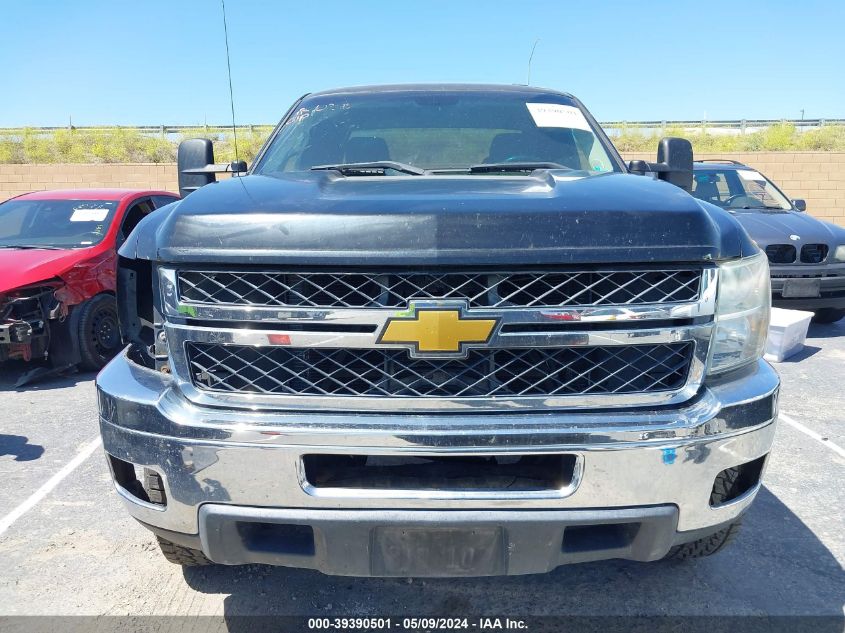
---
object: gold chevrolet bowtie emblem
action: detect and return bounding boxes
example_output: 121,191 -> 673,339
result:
379,307 -> 498,356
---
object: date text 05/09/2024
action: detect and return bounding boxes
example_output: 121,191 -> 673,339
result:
307,617 -> 528,630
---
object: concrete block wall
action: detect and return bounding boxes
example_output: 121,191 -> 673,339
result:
0,163 -> 178,198
1,153 -> 844,226
623,152 -> 845,225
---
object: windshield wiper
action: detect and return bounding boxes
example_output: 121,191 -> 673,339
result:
311,161 -> 426,176
0,244 -> 64,250
469,162 -> 569,174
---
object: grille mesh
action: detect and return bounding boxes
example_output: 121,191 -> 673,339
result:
800,244 -> 829,264
765,244 -> 796,264
177,269 -> 701,309
186,342 -> 694,398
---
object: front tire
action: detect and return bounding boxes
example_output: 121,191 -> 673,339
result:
77,294 -> 121,371
664,521 -> 743,560
664,466 -> 747,560
812,308 -> 845,324
156,536 -> 213,567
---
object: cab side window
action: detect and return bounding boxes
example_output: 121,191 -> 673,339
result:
152,195 -> 179,209
117,199 -> 155,247
691,171 -> 731,206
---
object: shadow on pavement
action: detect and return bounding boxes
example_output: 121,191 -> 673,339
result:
0,434 -> 45,461
781,345 -> 822,362
181,487 -> 844,627
0,360 -> 96,392
806,321 -> 845,339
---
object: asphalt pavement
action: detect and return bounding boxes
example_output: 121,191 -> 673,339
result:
0,322 -> 843,622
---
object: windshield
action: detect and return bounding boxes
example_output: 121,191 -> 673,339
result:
253,91 -> 619,174
690,168 -> 792,211
0,199 -> 119,249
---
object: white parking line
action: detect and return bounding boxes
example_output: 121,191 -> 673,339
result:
780,412 -> 845,460
0,436 -> 102,537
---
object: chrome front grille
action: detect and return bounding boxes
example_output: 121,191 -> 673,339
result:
187,342 -> 694,398
177,269 -> 701,308
160,265 -> 717,412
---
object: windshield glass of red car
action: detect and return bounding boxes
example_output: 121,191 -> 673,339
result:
0,199 -> 119,249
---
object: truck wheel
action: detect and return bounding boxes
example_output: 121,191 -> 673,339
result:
664,466 -> 746,560
156,536 -> 213,567
77,294 -> 121,371
812,308 -> 845,324
664,520 -> 742,560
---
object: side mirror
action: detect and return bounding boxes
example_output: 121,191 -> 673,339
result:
627,138 -> 694,192
230,160 -> 248,174
792,199 -> 807,212
627,159 -> 651,174
177,139 -> 216,197
656,137 -> 693,191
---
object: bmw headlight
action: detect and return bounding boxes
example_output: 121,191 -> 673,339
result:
834,245 -> 845,262
708,252 -> 771,374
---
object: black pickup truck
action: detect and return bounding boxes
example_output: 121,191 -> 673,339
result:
99,85 -> 779,577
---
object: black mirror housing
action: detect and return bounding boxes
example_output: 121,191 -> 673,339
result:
230,160 -> 248,174
177,139 -> 216,197
627,159 -> 650,174
656,137 -> 693,191
792,199 -> 807,212
626,139 -> 694,192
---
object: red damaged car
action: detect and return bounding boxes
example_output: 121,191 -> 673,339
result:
0,189 -> 178,380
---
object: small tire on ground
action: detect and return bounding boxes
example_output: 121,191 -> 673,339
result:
664,465 -> 746,560
77,294 -> 122,371
156,536 -> 213,567
812,308 -> 845,324
663,520 -> 743,560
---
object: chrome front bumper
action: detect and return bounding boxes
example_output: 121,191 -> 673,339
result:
97,351 -> 779,574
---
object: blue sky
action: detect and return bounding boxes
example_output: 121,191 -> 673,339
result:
1,0 -> 843,126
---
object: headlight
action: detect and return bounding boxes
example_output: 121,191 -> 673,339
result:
708,252 -> 771,374
835,245 -> 845,262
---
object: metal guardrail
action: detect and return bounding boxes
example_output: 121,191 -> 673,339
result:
0,125 -> 272,135
601,118 -> 845,130
0,119 -> 842,136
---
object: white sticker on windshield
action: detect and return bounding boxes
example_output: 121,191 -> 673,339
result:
70,208 -> 109,222
526,103 -> 592,131
738,170 -> 766,182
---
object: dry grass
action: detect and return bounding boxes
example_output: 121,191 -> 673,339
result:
1,123 -> 844,164
611,123 -> 845,153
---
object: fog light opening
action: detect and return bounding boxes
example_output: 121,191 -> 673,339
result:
106,454 -> 166,506
710,455 -> 767,507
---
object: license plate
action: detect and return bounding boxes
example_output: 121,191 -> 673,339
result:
371,527 -> 505,576
781,278 -> 821,298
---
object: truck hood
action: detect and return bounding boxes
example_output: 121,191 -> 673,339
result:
124,171 -> 754,265
731,209 -> 845,246
0,247 -> 96,294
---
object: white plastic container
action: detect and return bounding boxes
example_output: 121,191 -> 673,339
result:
764,307 -> 814,363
